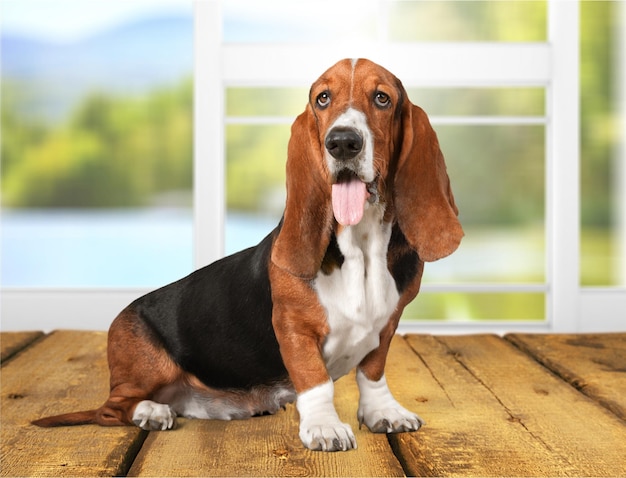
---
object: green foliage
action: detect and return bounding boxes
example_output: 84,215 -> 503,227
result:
389,0 -> 547,42
1,79 -> 193,208
402,291 -> 545,321
436,125 -> 545,226
226,124 -> 289,213
226,88 -> 307,117
580,0 -> 616,228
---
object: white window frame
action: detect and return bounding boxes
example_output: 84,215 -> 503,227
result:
1,0 -> 624,333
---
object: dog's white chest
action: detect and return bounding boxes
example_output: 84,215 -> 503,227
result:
314,206 -> 399,380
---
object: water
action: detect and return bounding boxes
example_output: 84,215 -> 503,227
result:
1,209 -> 546,288
1,209 -> 279,288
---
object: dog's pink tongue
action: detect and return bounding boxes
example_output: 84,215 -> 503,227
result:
331,178 -> 368,226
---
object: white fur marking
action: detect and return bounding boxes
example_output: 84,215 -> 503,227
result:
315,205 -> 399,380
153,382 -> 296,421
356,369 -> 425,433
325,108 -> 374,182
132,400 -> 176,430
173,391 -> 247,420
297,381 -> 356,451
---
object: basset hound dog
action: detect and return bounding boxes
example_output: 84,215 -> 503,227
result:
33,58 -> 463,452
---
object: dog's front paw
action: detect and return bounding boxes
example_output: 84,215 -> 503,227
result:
356,370 -> 424,434
299,418 -> 357,451
132,400 -> 176,430
296,381 -> 356,451
358,403 -> 424,434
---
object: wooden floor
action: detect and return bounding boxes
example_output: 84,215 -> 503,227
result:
1,331 -> 625,477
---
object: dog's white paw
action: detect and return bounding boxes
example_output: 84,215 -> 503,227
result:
132,400 -> 176,430
356,369 -> 424,434
358,403 -> 424,433
299,417 -> 357,452
296,381 -> 356,452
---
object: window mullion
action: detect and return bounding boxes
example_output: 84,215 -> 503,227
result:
547,0 -> 581,331
221,43 -> 551,86
194,0 -> 225,268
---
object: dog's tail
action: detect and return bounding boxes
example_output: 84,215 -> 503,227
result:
32,410 -> 105,427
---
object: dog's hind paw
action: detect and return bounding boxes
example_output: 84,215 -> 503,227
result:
132,400 -> 176,430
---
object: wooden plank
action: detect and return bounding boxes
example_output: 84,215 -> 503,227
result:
386,334 -> 569,477
128,369 -> 405,477
390,334 -> 626,477
1,331 -> 44,364
506,333 -> 626,420
1,330 -> 146,477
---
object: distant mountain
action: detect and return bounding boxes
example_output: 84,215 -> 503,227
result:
1,14 -> 193,121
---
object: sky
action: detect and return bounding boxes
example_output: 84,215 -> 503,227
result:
1,0 -> 193,42
1,0 -> 378,43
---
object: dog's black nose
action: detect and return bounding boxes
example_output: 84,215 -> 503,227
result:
325,128 -> 363,160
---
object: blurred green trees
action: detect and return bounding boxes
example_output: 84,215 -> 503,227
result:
2,79 -> 193,208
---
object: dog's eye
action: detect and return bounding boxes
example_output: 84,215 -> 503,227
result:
316,91 -> 331,108
374,91 -> 390,108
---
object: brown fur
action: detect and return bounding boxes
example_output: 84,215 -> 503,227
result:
270,261 -> 331,393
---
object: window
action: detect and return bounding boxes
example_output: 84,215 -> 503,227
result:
218,0 -> 554,327
210,0 -> 625,331
2,1 -> 624,332
1,0 -> 194,287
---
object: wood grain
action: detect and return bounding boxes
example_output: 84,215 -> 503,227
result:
390,334 -> 626,477
2,331 -> 625,476
1,330 -> 145,477
128,371 -> 405,477
507,332 -> 626,420
1,331 -> 44,363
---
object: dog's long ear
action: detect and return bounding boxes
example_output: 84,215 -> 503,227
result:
271,105 -> 333,279
394,100 -> 464,262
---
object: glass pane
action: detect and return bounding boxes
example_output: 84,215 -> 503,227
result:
1,1 -> 194,287
388,0 -> 547,42
223,0 -> 378,43
225,124 -> 288,255
427,124 -> 546,283
227,88 -> 308,117
402,292 -> 545,321
580,1 -> 626,287
1,210 -> 192,287
406,88 -> 545,117
223,0 -> 546,44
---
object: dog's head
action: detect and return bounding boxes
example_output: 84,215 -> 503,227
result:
272,58 -> 463,279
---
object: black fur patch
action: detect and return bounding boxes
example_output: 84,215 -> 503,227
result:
320,233 -> 344,275
132,230 -> 288,390
388,224 -> 420,293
